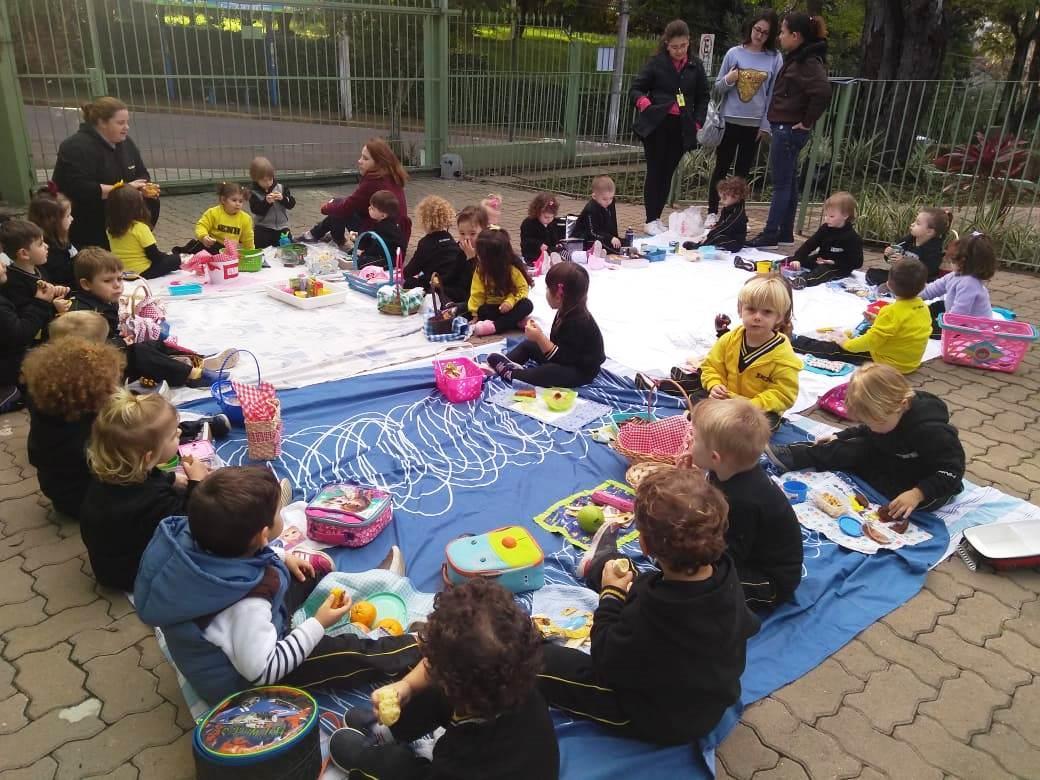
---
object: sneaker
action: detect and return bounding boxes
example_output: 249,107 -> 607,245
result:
669,366 -> 698,383
471,320 -> 497,338
788,275 -> 807,290
186,368 -> 226,389
748,233 -> 779,249
704,212 -> 719,229
328,727 -> 370,772
714,313 -> 732,335
644,219 -> 666,236
376,545 -> 406,577
577,521 -> 624,580
486,352 -> 521,385
293,549 -> 334,578
201,349 -> 240,372
206,413 -> 232,440
764,443 -> 803,473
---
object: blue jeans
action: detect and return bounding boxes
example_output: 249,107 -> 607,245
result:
763,124 -> 811,240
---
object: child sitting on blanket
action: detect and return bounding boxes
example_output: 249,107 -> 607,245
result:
402,196 -> 471,304
768,363 -> 965,516
80,390 -> 212,591
248,156 -> 296,249
329,578 -> 560,780
520,192 -> 563,264
786,191 -> 863,287
640,275 -> 800,430
486,261 -> 605,387
21,336 -> 124,519
70,248 -> 231,388
691,176 -> 748,253
791,256 -> 931,374
180,182 -> 255,254
105,184 -> 181,279
688,398 -> 803,610
134,465 -> 421,705
356,190 -> 406,269
922,232 -> 995,338
537,468 -> 760,745
571,175 -> 621,249
866,207 -> 951,287
480,193 -> 503,225
469,228 -> 534,336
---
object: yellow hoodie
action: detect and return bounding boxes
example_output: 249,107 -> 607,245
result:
195,205 -> 254,249
700,326 -> 803,414
468,265 -> 529,313
843,296 -> 931,374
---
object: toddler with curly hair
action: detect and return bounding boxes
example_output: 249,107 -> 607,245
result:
330,578 -> 559,779
538,467 -> 760,745
21,336 -> 126,518
402,196 -> 472,305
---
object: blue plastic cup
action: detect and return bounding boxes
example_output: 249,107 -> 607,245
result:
782,480 -> 808,504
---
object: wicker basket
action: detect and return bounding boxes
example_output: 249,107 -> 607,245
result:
426,275 -> 458,335
245,399 -> 283,461
611,378 -> 696,465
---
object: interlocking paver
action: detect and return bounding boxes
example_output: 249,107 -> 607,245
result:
69,612 -> 154,664
51,703 -> 182,780
817,708 -> 942,780
0,656 -> 15,699
0,496 -> 51,536
880,589 -> 955,640
13,644 -> 88,719
96,584 -> 134,620
893,714 -> 1013,779
85,764 -> 138,780
716,722 -> 779,780
0,596 -> 48,636
151,660 -> 195,732
0,557 -> 35,606
132,731 -> 197,780
829,639 -> 887,681
924,567 -> 974,604
940,558 -> 1038,607
993,677 -> 1040,749
973,722 -> 1040,779
918,626 -> 1032,693
0,692 -> 29,735
20,535 -> 87,572
772,658 -> 863,723
0,525 -> 63,563
856,622 -> 956,688
936,591 -> 1017,645
917,670 -> 1009,741
742,698 -> 860,779
32,558 -> 99,614
0,758 -> 58,780
3,601 -> 111,660
84,648 -> 162,724
751,758 -> 809,779
986,626 -> 1040,674
844,665 -> 937,733
0,703 -> 104,772
1003,597 -> 1040,645
134,639 -> 165,671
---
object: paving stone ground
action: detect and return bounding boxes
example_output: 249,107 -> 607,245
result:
1,178 -> 1038,778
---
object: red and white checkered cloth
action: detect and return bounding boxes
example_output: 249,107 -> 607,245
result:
616,414 -> 691,460
231,379 -> 279,422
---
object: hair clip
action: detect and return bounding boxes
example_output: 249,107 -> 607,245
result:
111,181 -> 125,191
971,230 -> 984,237
45,180 -> 59,196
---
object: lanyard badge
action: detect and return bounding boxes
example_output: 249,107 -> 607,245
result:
676,90 -> 686,107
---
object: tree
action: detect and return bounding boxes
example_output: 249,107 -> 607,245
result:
859,0 -> 950,81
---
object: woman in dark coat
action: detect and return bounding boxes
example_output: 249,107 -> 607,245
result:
630,19 -> 709,236
52,97 -> 159,250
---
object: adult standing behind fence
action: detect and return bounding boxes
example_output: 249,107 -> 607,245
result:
630,20 -> 709,236
749,13 -> 831,249
52,97 -> 159,251
706,10 -> 783,221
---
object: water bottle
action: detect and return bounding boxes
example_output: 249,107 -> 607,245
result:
624,226 -> 634,247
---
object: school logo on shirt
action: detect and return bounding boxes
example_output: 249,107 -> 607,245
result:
754,370 -> 776,384
895,451 -> 920,459
217,224 -> 241,236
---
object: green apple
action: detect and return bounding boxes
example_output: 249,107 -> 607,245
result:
577,504 -> 605,534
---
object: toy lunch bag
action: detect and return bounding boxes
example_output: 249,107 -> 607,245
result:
305,483 -> 393,547
193,685 -> 320,779
442,525 -> 545,593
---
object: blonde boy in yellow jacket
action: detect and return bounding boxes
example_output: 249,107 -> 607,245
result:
699,276 -> 802,423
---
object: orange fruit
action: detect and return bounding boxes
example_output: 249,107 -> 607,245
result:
350,601 -> 377,628
351,621 -> 371,633
376,618 -> 404,636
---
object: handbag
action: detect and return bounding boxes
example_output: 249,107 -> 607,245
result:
424,274 -> 458,335
696,88 -> 725,149
305,483 -> 394,547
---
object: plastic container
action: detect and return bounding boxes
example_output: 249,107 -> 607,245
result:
239,248 -> 264,272
265,283 -> 348,309
209,257 -> 239,285
700,245 -> 718,260
543,387 -> 578,411
755,259 -> 773,273
279,243 -> 308,267
434,357 -> 484,403
938,312 -> 1039,373
168,281 -> 203,296
782,479 -> 808,504
211,349 -> 262,427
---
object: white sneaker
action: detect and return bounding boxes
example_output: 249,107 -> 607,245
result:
644,220 -> 666,236
704,213 -> 719,229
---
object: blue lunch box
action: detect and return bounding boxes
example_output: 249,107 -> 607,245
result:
442,525 -> 545,593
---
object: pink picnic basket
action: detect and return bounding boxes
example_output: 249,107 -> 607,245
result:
938,312 -> 1039,373
611,379 -> 694,465
231,358 -> 282,461
434,357 -> 484,403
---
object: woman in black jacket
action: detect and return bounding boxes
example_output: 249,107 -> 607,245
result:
52,97 -> 159,251
630,20 -> 709,236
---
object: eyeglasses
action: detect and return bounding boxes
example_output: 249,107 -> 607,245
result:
667,42 -> 689,51
752,26 -> 770,36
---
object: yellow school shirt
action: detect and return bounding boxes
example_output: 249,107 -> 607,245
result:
107,221 -> 156,275
195,205 -> 255,249
699,326 -> 803,414
843,296 -> 931,374
468,266 -> 529,314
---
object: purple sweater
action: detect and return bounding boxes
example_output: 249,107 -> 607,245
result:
921,273 -> 992,319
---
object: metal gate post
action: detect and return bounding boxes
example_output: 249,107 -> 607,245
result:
423,0 -> 449,166
84,0 -> 108,96
0,0 -> 35,207
563,39 -> 584,160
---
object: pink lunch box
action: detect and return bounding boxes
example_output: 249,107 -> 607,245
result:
304,483 -> 394,547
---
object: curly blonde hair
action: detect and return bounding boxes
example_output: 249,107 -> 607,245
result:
416,195 -> 455,233
48,311 -> 110,344
635,468 -> 729,572
87,389 -> 178,484
21,338 -> 125,421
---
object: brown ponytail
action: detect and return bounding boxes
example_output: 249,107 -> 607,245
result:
81,97 -> 128,125
782,12 -> 828,42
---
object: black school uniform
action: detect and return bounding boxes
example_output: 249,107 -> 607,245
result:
2,264 -> 47,313
357,216 -> 405,269
699,201 -> 748,252
866,235 -> 944,286
42,244 -> 77,289
507,310 -> 606,388
519,217 -> 562,263
343,687 -> 559,780
711,465 -> 804,609
538,554 -> 760,745
0,290 -> 53,387
792,222 -> 863,287
26,402 -> 95,519
80,469 -> 196,591
571,199 -> 619,246
403,231 -> 472,305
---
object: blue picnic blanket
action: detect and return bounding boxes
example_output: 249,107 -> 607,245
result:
184,367 -> 949,779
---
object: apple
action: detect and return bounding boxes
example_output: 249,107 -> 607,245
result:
577,505 -> 605,534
